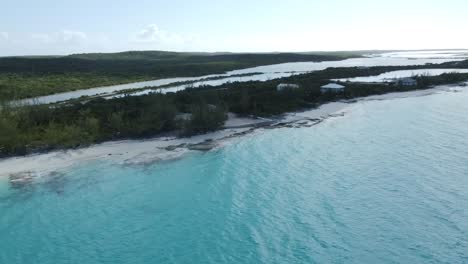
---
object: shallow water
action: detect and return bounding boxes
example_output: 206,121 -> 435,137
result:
17,51 -> 467,105
2,88 -> 468,263
379,50 -> 468,59
336,68 -> 468,83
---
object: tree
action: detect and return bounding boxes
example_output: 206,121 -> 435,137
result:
181,102 -> 227,136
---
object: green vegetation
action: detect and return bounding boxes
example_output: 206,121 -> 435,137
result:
0,94 -> 225,156
180,103 -> 227,136
0,73 -> 147,100
0,51 -> 358,100
1,64 -> 468,158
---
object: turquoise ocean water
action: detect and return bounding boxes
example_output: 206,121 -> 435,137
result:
1,89 -> 468,263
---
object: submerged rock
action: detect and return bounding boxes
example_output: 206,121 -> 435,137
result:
9,172 -> 35,188
165,143 -> 186,151
188,141 -> 218,151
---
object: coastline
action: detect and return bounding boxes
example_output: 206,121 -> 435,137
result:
0,83 -> 464,182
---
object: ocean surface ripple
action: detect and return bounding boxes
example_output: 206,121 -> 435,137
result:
1,89 -> 468,263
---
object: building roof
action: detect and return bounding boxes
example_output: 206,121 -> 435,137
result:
277,83 -> 300,91
321,83 -> 345,89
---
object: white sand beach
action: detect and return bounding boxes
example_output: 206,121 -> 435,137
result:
0,83 -> 465,181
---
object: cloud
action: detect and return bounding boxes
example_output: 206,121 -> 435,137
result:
20,30 -> 94,55
0,32 -> 8,41
137,24 -> 162,41
31,33 -> 54,43
60,30 -> 87,43
136,24 -> 183,44
31,30 -> 87,45
133,24 -> 201,50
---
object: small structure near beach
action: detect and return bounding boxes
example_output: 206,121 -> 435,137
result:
320,83 -> 345,94
277,83 -> 300,92
398,77 -> 417,87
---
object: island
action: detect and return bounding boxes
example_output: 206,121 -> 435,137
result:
1,54 -> 468,158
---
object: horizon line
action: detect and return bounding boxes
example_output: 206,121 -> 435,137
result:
2,48 -> 468,58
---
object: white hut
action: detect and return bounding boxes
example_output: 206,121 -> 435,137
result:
277,83 -> 300,92
320,83 -> 345,94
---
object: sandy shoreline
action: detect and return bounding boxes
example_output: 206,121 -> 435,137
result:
0,83 -> 464,181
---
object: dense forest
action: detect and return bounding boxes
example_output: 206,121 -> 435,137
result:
0,51 -> 358,100
1,63 -> 468,158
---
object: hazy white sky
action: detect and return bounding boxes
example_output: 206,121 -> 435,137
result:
1,0 -> 467,56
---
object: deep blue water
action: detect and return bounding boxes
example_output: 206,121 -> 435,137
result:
1,89 -> 468,263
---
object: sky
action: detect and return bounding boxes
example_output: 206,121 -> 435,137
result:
1,0 -> 467,56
